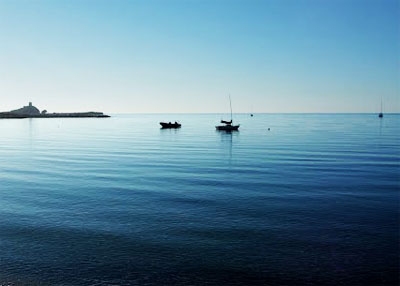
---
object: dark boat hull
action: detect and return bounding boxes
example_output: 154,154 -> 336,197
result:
160,122 -> 181,129
216,125 -> 239,131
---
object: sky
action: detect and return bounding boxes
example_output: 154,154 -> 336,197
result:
0,0 -> 399,113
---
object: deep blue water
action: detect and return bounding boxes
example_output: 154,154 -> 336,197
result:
0,114 -> 399,286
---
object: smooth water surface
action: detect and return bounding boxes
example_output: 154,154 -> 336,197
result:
0,114 -> 399,285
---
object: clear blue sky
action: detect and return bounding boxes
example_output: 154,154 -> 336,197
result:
0,0 -> 398,113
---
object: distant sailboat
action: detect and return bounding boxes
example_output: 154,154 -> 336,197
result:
378,98 -> 383,118
216,95 -> 240,131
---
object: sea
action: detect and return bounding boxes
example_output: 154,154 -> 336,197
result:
0,113 -> 399,286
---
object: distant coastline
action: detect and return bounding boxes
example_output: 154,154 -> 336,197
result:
0,102 -> 110,119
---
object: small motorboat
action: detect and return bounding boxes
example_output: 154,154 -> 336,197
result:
160,121 -> 181,129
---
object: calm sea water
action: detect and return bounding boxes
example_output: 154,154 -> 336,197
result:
0,114 -> 399,286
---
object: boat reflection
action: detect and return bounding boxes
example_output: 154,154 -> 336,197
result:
217,128 -> 239,161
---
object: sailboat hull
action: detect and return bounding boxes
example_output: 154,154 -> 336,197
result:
216,125 -> 239,131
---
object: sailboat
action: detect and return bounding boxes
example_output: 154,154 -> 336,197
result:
216,95 -> 240,131
378,98 -> 383,118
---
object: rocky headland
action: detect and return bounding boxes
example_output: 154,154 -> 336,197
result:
0,102 -> 110,118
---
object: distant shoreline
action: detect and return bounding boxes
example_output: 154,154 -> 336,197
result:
0,112 -> 110,119
0,102 -> 110,119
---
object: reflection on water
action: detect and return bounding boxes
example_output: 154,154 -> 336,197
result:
217,129 -> 239,161
0,114 -> 399,286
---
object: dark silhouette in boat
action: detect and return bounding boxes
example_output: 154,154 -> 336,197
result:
216,96 -> 239,131
220,119 -> 232,125
160,121 -> 181,129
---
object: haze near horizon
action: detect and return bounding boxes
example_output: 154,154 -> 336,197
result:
0,0 -> 399,113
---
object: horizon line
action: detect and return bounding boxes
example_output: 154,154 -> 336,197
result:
108,112 -> 400,115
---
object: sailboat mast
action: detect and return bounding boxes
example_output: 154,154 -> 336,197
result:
229,95 -> 233,121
